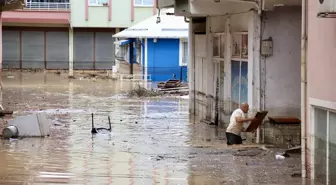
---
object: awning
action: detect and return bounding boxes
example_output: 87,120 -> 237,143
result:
112,8 -> 188,39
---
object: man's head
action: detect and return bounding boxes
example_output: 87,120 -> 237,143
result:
240,102 -> 249,113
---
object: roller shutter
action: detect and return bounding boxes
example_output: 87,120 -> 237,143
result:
95,32 -> 115,70
22,31 -> 44,69
46,32 -> 69,69
3,30 -> 20,69
74,32 -> 93,69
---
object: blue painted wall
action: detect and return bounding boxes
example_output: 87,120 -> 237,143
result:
145,38 -> 188,82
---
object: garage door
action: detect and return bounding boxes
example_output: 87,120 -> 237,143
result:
95,32 -> 115,70
46,32 -> 69,69
74,32 -> 94,70
22,31 -> 44,69
3,30 -> 20,69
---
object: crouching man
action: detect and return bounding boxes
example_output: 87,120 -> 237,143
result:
226,102 -> 256,145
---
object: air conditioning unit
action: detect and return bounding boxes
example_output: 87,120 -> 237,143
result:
318,0 -> 336,18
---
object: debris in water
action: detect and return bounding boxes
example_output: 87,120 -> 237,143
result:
126,85 -> 163,97
285,146 -> 301,154
291,172 -> 301,177
232,148 -> 264,157
275,154 -> 286,160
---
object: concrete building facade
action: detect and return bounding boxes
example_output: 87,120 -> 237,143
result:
157,0 -> 302,144
305,0 -> 336,183
1,0 -> 156,75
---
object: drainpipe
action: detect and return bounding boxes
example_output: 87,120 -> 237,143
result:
301,0 -> 307,179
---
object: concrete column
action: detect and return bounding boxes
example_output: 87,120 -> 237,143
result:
0,13 -> 3,110
188,19 -> 195,115
69,27 -> 74,77
224,17 -> 232,113
0,13 -> 2,72
206,17 -> 214,121
248,11 -> 261,143
144,38 -> 148,88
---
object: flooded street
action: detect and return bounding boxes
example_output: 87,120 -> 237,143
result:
0,72 -> 304,185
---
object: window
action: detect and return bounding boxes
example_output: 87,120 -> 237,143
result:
313,107 -> 336,184
213,36 -> 220,57
182,41 -> 188,66
134,0 -> 154,7
212,33 -> 226,59
232,32 -> 248,59
89,0 -> 108,6
231,60 -> 248,110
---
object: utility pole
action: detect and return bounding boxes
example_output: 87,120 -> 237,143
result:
129,39 -> 134,75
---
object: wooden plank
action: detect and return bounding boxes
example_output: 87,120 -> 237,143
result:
269,117 -> 301,124
245,111 -> 268,132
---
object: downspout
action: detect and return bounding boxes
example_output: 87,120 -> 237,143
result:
301,0 -> 307,179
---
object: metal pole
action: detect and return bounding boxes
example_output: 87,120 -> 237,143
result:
129,39 -> 134,75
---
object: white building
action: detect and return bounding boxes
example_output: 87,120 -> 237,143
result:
157,0 -> 302,146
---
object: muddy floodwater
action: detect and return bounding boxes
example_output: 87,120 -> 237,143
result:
0,72 -> 306,185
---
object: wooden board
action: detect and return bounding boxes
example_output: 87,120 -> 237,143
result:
245,111 -> 268,132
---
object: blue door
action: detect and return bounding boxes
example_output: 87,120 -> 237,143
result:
147,39 -> 186,82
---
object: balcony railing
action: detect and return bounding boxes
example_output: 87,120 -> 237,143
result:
25,2 -> 70,11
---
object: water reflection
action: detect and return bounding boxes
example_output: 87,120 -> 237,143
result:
0,72 -> 305,185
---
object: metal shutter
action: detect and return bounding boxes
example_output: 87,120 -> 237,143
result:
22,31 -> 44,69
95,32 -> 115,70
3,30 -> 20,69
46,32 -> 69,69
74,32 -> 93,69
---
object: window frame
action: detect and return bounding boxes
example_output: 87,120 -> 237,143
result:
311,105 -> 336,184
212,32 -> 226,60
231,32 -> 248,59
88,0 -> 109,7
134,0 -> 154,7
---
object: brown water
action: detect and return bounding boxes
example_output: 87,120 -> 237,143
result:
0,72 -> 306,185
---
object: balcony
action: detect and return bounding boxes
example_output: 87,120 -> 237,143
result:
25,0 -> 70,11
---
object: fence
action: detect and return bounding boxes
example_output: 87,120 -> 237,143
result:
25,2 -> 70,10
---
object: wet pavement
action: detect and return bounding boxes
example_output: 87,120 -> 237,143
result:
0,72 -> 305,185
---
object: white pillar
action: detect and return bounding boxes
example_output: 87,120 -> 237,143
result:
69,27 -> 74,77
225,17 -> 232,113
0,13 -> 3,110
248,11 -> 261,143
188,19 -> 195,115
206,17 -> 214,121
144,38 -> 148,89
0,13 -> 2,72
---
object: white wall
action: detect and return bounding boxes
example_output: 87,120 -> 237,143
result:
262,7 -> 301,117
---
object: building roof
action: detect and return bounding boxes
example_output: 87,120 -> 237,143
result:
113,8 -> 188,39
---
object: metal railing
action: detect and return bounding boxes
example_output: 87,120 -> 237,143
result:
25,2 -> 70,11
